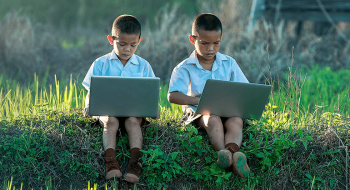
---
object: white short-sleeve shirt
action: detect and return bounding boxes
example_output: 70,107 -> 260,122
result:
82,50 -> 156,106
168,50 -> 249,111
82,50 -> 156,90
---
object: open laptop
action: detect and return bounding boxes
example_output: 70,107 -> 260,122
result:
88,76 -> 160,117
193,79 -> 271,119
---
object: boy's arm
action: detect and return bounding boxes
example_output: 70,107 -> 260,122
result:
168,91 -> 200,105
167,65 -> 196,105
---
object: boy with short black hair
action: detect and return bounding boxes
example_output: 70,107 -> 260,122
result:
168,13 -> 250,178
82,15 -> 156,183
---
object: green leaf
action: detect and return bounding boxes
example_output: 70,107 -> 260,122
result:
256,152 -> 264,158
169,152 -> 179,160
298,129 -> 303,137
216,177 -> 223,187
203,170 -> 210,176
303,141 -> 308,150
275,169 -> 280,174
205,156 -> 211,163
224,173 -> 232,179
305,173 -> 312,179
216,177 -> 223,183
153,163 -> 160,168
263,157 -> 271,167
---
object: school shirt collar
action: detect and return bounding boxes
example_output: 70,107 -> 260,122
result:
109,50 -> 139,65
186,50 -> 227,71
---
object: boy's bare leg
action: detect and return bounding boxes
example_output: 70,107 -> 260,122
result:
196,115 -> 232,169
99,116 -> 122,179
196,115 -> 225,151
223,117 -> 243,146
224,117 -> 250,178
124,117 -> 143,149
100,116 -> 119,150
124,117 -> 143,183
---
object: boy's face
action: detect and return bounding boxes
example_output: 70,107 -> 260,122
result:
190,30 -> 222,61
107,32 -> 141,64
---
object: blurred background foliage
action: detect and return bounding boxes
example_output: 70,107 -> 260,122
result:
0,0 -> 349,84
0,0 -> 210,29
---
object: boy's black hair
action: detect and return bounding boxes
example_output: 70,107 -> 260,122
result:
192,13 -> 222,35
112,15 -> 141,37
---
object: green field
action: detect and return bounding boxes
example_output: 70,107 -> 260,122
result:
0,66 -> 349,189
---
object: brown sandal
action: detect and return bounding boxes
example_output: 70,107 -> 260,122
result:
105,148 -> 122,179
124,148 -> 143,183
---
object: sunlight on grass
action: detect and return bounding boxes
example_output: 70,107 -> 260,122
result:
0,74 -> 183,120
0,74 -> 85,119
1,66 -> 348,120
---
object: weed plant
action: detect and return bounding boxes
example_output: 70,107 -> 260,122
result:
0,66 -> 349,189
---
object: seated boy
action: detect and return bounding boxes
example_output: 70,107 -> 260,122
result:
168,13 -> 250,178
82,15 -> 157,183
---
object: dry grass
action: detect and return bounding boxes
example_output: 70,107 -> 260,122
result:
0,0 -> 350,83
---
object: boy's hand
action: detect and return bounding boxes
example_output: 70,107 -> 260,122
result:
168,91 -> 200,106
195,94 -> 201,105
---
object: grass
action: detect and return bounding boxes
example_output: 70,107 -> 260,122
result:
0,66 -> 349,189
272,65 -> 350,116
0,73 -> 85,119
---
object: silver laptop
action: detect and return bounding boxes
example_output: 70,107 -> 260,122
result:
88,76 -> 160,117
194,79 -> 271,119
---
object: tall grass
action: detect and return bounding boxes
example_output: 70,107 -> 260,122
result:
0,74 -> 184,120
0,74 -> 85,119
272,66 -> 350,116
0,66 -> 349,120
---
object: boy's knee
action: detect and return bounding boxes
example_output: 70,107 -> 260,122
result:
232,117 -> 243,125
100,116 -> 119,128
208,115 -> 221,124
125,117 -> 141,128
204,115 -> 221,127
225,117 -> 243,128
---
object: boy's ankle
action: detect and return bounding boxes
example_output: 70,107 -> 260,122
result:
104,148 -> 122,179
225,143 -> 240,154
129,147 -> 143,162
124,147 -> 143,183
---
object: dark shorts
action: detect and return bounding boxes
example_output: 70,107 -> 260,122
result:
97,116 -> 149,129
83,106 -> 149,128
